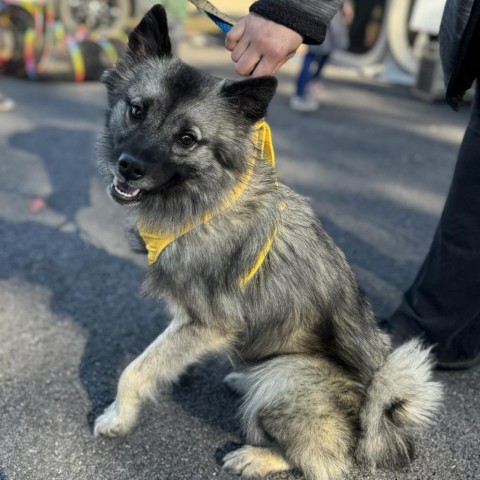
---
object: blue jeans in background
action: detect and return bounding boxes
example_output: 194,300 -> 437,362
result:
295,52 -> 330,98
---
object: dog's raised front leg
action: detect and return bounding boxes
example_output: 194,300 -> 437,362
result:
94,321 -> 231,437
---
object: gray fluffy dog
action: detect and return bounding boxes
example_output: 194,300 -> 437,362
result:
94,5 -> 442,479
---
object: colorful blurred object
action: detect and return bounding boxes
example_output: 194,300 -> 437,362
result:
0,0 -> 128,81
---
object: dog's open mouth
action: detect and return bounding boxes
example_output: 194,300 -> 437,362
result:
111,177 -> 144,203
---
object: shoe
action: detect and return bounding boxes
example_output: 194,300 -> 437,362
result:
306,80 -> 324,99
289,94 -> 319,112
378,317 -> 480,370
436,352 -> 480,370
0,94 -> 15,112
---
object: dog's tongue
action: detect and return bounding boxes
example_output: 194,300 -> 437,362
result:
118,181 -> 137,194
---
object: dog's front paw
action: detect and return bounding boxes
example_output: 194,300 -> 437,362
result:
94,401 -> 136,438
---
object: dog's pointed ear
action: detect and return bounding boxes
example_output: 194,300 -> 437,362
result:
128,4 -> 171,58
222,76 -> 278,122
101,68 -> 120,90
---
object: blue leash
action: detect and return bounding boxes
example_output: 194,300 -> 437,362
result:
188,0 -> 234,33
205,12 -> 232,33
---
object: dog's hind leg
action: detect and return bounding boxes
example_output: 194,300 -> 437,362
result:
238,355 -> 362,480
94,320 -> 232,437
223,445 -> 291,478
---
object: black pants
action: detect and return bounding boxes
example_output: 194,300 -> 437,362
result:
390,85 -> 480,363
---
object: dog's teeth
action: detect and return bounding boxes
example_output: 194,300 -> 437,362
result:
112,175 -> 142,200
113,185 -> 141,198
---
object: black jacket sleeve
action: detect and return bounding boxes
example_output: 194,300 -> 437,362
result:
249,0 -> 343,44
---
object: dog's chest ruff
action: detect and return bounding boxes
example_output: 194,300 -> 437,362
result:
138,120 -> 279,286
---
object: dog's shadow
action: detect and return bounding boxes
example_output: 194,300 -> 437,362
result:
173,358 -> 242,436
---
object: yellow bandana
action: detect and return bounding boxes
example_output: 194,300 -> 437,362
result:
138,120 -> 279,286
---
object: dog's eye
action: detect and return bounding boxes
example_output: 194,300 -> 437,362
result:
129,104 -> 144,120
178,133 -> 196,147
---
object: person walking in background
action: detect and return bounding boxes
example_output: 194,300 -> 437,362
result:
225,0 -> 480,369
290,3 -> 352,112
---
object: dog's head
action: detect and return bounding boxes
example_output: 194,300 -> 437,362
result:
96,4 -> 277,228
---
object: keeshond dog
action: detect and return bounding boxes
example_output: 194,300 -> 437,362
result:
94,5 -> 442,479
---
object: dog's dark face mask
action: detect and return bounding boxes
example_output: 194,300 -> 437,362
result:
96,4 -> 277,228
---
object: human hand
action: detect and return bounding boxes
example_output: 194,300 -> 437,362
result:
225,13 -> 303,77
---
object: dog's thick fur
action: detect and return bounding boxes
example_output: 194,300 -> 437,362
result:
94,6 -> 442,479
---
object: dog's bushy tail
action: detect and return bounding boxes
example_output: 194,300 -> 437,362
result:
356,339 -> 442,468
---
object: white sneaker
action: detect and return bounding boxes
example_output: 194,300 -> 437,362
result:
289,94 -> 319,112
0,95 -> 15,112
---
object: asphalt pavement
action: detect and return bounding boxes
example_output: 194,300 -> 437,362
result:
0,43 -> 478,480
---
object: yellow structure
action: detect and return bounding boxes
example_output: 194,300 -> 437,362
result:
211,0 -> 252,16
186,0 -> 252,19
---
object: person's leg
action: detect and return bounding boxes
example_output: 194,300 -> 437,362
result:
310,54 -> 330,82
291,52 -> 319,111
295,52 -> 315,98
291,52 -> 322,112
386,85 -> 480,369
303,53 -> 330,101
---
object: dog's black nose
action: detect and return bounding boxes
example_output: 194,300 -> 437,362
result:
118,154 -> 146,181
